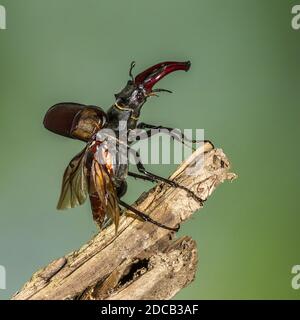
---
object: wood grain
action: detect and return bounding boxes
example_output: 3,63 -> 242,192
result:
12,143 -> 236,300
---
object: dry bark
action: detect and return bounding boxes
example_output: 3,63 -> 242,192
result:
12,143 -> 236,300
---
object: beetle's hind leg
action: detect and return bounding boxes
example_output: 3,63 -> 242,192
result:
119,199 -> 179,232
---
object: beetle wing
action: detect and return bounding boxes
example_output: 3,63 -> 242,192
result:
90,156 -> 120,232
57,147 -> 89,210
43,102 -> 107,141
56,142 -> 120,232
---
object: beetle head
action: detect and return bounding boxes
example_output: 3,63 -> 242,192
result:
114,61 -> 191,113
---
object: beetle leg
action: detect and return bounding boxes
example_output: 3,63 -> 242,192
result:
151,88 -> 173,94
144,128 -> 194,150
136,122 -> 214,150
128,171 -> 156,183
147,88 -> 173,97
129,149 -> 204,204
131,127 -> 193,150
119,199 -> 179,232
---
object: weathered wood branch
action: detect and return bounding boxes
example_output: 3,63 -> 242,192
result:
12,143 -> 236,300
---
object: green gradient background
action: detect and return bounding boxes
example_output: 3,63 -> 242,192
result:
0,0 -> 299,300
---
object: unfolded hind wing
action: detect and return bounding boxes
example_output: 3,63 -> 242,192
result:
57,147 -> 89,210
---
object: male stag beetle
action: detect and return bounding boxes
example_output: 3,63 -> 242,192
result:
43,60 -> 211,233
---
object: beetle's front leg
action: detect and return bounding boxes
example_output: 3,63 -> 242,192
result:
137,122 -> 214,150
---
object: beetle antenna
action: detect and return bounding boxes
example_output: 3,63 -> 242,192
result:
129,61 -> 136,82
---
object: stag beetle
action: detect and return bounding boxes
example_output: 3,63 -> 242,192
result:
44,61 -> 210,232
